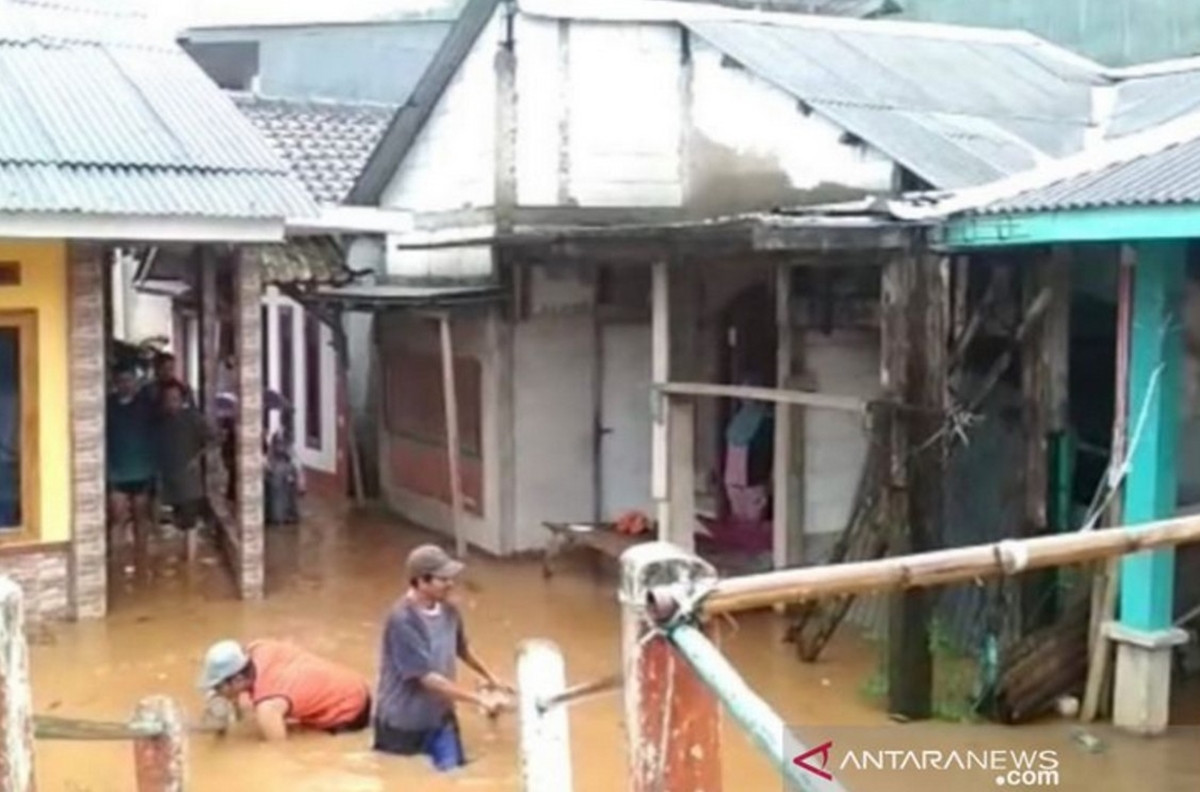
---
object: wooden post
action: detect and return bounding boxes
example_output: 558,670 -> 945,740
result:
132,696 -> 185,792
516,640 -> 572,792
1020,249 -> 1070,632
439,313 -> 466,558
885,249 -> 947,721
332,313 -> 365,505
620,543 -> 720,792
773,264 -> 798,570
667,399 -> 696,553
651,261 -> 671,535
1083,248 -> 1133,723
0,578 -> 35,792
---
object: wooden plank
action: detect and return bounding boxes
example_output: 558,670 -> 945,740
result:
439,314 -> 466,557
773,264 -> 796,571
1021,253 -> 1056,633
657,382 -> 868,413
667,398 -> 695,553
1082,248 -> 1135,720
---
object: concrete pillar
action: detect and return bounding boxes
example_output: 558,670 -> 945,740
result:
0,578 -> 35,792
132,696 -> 185,792
651,262 -> 671,536
68,243 -> 108,620
515,639 -> 572,792
1112,241 -> 1189,735
620,542 -> 720,792
234,251 -> 265,600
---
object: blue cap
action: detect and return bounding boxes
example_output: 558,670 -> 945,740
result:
196,640 -> 250,690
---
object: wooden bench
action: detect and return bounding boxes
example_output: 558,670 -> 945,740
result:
540,521 -> 650,579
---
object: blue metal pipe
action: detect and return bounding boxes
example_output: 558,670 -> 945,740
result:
667,623 -> 848,792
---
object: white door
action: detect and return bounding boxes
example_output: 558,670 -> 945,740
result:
599,322 -> 653,520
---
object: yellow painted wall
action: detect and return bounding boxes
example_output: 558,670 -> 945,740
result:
0,241 -> 70,544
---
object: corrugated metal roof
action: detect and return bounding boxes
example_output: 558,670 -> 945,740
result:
685,20 -> 1103,189
0,0 -> 316,219
0,163 -> 314,217
230,94 -> 397,206
1107,69 -> 1200,139
979,134 -> 1200,214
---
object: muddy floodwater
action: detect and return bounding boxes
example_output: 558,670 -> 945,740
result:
29,502 -> 1200,790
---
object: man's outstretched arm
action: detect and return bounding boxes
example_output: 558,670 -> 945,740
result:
253,698 -> 290,742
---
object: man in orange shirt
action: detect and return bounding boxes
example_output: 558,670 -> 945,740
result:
197,638 -> 371,741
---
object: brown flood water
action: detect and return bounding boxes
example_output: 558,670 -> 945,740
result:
29,501 -> 1200,791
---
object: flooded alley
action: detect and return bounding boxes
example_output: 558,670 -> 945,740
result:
25,504 -> 1200,791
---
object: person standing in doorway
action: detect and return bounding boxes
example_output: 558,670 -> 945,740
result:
144,352 -> 194,412
106,363 -> 158,572
156,380 -> 216,555
372,544 -> 514,771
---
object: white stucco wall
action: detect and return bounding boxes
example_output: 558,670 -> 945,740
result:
510,18 -> 894,212
801,328 -> 882,541
511,267 -> 598,551
687,37 -> 894,200
379,8 -> 501,213
515,17 -> 684,207
262,288 -> 339,475
599,321 -> 654,520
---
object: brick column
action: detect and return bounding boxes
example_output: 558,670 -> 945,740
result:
235,250 -> 264,600
68,243 -> 108,620
0,577 -> 36,792
132,696 -> 185,792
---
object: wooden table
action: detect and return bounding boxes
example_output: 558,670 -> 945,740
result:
541,521 -> 650,579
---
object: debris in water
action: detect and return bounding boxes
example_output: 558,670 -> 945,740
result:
1055,695 -> 1080,718
1070,728 -> 1105,753
820,678 -> 831,687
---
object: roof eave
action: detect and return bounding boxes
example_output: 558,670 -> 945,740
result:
940,202 -> 1200,250
0,212 -> 288,244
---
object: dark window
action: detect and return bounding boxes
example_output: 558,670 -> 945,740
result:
0,312 -> 37,534
304,313 -> 322,450
279,307 -> 294,441
260,305 -> 269,395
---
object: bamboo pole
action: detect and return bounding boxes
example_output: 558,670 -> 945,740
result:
439,313 -> 466,557
689,512 -> 1200,617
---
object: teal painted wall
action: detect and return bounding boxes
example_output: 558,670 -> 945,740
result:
897,0 -> 1200,66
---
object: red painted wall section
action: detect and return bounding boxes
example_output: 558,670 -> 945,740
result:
382,345 -> 484,516
388,437 -> 484,516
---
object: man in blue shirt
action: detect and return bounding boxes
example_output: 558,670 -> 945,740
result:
373,544 -> 514,770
